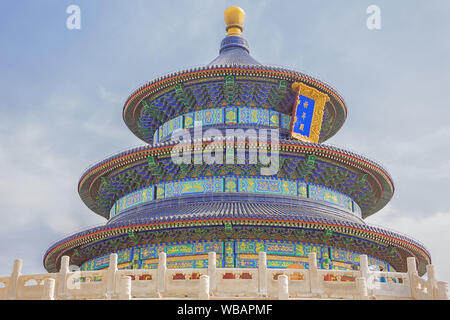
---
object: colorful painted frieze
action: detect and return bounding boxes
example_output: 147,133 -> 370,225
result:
301,244 -> 325,259
238,177 -> 296,196
353,201 -> 362,217
141,260 -> 158,269
266,255 -> 308,269
269,110 -> 280,128
238,107 -> 270,126
153,129 -> 159,144
161,121 -> 169,139
165,178 -> 223,197
332,261 -> 353,270
281,113 -> 291,130
166,244 -> 195,256
117,248 -> 133,263
167,260 -> 199,269
113,176 -> 358,216
238,107 -> 256,124
162,116 -> 183,139
156,183 -> 165,200
164,181 -> 179,198
368,256 -> 390,271
309,184 -> 354,213
109,203 -> 116,218
155,107 -> 293,141
331,248 -> 360,265
224,176 -> 238,192
236,240 -> 265,254
194,241 -> 223,255
184,112 -> 194,129
236,255 -> 258,268
202,107 -> 223,126
236,253 -> 306,269
224,107 -> 238,124
158,125 -> 164,141
118,262 -> 131,270
92,255 -> 110,270
139,241 -> 224,259
115,186 -> 154,215
140,245 -> 160,260
224,241 -> 235,268
79,240 -> 393,272
265,241 -> 297,256
298,181 -> 308,198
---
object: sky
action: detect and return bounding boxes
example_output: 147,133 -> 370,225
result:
0,1 -> 449,282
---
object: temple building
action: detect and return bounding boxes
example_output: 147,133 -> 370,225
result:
43,6 -> 431,278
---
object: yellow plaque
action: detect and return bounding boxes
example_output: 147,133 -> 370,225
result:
290,82 -> 330,143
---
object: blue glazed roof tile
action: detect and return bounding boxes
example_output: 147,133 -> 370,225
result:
208,35 -> 261,66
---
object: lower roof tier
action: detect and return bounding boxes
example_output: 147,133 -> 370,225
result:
43,206 -> 430,275
79,138 -> 394,219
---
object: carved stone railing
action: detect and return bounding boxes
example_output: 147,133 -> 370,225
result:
1,252 -> 448,300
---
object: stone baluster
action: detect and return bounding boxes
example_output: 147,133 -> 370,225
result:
436,281 -> 449,300
359,255 -> 371,295
157,252 -> 167,295
199,275 -> 210,300
407,257 -> 418,299
7,259 -> 22,300
359,255 -> 370,278
42,278 -> 56,300
356,277 -> 369,300
278,275 -> 289,300
258,251 -> 267,296
208,252 -> 216,294
426,264 -> 437,299
57,255 -> 70,298
106,253 -> 118,299
118,276 -> 131,300
308,252 -> 320,296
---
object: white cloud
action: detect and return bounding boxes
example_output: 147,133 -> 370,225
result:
0,116 -> 103,235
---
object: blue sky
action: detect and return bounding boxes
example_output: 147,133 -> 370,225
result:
0,1 -> 449,282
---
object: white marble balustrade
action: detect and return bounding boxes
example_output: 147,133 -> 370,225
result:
1,252 -> 448,300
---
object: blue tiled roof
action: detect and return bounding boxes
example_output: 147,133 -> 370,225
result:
43,200 -> 430,259
109,196 -> 362,225
208,35 -> 261,66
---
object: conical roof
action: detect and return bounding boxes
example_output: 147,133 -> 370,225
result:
208,35 -> 261,66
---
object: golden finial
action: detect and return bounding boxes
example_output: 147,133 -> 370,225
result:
224,6 -> 245,36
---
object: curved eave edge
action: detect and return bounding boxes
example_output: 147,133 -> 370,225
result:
77,140 -> 394,219
43,218 -> 430,273
121,65 -> 347,144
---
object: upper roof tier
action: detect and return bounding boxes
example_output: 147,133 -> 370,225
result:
208,6 -> 259,66
123,7 -> 347,145
208,7 -> 261,66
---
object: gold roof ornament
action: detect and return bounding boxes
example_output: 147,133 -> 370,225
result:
224,6 -> 245,36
